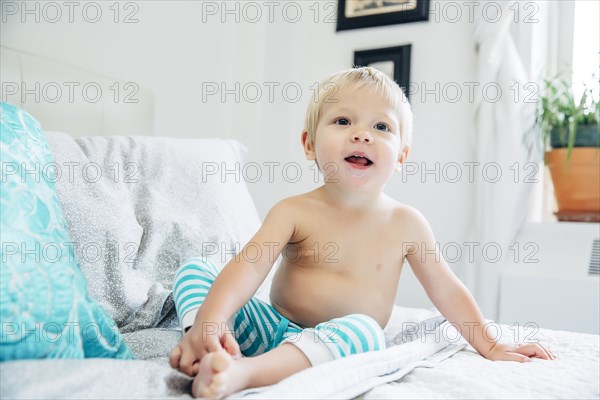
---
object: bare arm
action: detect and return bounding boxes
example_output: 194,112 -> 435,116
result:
198,199 -> 296,324
170,200 -> 296,375
404,208 -> 554,362
404,209 -> 495,357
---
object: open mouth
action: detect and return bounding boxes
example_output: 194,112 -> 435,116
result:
344,154 -> 373,168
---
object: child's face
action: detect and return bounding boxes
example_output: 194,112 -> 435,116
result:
303,84 -> 408,190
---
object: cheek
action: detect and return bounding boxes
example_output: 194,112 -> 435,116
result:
314,135 -> 339,158
382,141 -> 401,162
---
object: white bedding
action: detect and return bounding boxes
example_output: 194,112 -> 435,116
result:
363,325 -> 600,399
2,306 -> 598,399
231,307 -> 599,399
4,131 -> 597,399
236,323 -> 465,399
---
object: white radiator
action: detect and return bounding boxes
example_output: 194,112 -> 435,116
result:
498,222 -> 600,335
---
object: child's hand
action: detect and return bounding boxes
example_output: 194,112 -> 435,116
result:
484,342 -> 556,362
221,329 -> 242,359
169,320 -> 241,376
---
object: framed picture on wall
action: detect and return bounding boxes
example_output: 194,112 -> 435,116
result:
354,44 -> 411,99
337,0 -> 430,31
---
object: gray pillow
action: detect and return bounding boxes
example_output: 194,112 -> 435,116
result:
47,133 -> 261,332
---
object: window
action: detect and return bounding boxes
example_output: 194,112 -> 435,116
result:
529,0 -> 599,222
572,0 -> 599,104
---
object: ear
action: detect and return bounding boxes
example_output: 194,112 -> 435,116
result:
301,130 -> 316,160
395,145 -> 410,172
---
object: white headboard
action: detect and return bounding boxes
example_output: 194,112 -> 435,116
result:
0,46 -> 154,137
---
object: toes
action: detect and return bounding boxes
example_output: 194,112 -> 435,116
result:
194,380 -> 219,399
192,379 -> 207,398
200,384 -> 223,400
193,351 -> 233,399
209,381 -> 225,396
212,372 -> 227,386
211,350 -> 232,372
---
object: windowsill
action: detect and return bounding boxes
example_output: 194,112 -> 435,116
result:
521,221 -> 600,234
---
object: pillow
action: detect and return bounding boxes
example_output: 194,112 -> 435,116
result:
45,132 -> 263,332
0,102 -> 133,360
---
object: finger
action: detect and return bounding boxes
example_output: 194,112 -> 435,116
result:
192,360 -> 200,376
517,343 -> 551,360
179,347 -> 198,376
169,345 -> 182,369
536,344 -> 554,360
223,334 -> 241,358
207,336 -> 223,353
505,352 -> 532,363
227,340 -> 241,358
537,344 -> 556,359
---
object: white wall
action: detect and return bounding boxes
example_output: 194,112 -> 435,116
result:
1,0 -> 477,309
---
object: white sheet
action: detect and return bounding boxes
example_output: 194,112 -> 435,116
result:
2,308 -> 597,399
233,309 -> 599,399
364,325 -> 600,399
235,320 -> 467,399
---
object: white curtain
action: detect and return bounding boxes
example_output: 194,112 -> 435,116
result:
469,1 -> 555,320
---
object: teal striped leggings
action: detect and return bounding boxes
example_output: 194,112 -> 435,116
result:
173,257 -> 386,365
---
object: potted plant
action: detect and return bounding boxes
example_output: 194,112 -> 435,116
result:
536,77 -> 600,222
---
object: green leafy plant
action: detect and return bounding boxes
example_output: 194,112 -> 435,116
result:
536,77 -> 600,161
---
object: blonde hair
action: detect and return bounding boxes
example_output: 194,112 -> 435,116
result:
304,66 -> 413,149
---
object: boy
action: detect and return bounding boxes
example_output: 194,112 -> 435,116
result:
169,67 -> 554,398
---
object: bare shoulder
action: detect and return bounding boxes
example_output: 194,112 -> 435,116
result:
264,190 -> 320,225
270,191 -> 317,214
387,199 -> 434,239
388,198 -> 426,222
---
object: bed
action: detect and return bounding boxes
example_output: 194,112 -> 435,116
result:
1,47 -> 598,399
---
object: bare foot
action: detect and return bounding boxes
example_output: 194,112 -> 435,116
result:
192,350 -> 249,399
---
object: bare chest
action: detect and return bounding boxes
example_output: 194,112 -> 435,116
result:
283,220 -> 406,277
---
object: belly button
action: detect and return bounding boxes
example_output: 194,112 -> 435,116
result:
376,263 -> 383,270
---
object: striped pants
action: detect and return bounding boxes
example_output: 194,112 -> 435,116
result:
173,257 -> 386,365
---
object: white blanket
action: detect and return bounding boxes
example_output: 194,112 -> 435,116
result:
233,309 -> 600,399
2,308 -> 598,399
364,325 -> 600,399
236,320 -> 466,399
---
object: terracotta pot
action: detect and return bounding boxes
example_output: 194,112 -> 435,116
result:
545,148 -> 600,222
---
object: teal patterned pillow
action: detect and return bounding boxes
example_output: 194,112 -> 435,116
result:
0,102 -> 133,360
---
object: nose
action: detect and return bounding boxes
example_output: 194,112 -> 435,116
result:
352,129 -> 373,143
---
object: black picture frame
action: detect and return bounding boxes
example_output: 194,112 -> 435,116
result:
337,0 -> 430,31
354,45 -> 411,99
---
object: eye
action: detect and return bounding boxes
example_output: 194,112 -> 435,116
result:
375,122 -> 391,132
334,118 -> 350,126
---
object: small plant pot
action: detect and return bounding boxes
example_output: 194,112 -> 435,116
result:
545,147 -> 600,222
